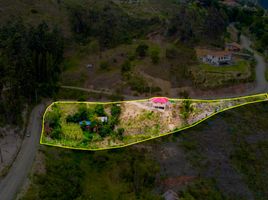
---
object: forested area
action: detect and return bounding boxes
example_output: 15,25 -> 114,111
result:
226,4 -> 268,54
167,1 -> 228,46
67,1 -> 160,48
0,20 -> 64,125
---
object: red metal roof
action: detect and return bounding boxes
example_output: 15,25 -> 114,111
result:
151,97 -> 169,104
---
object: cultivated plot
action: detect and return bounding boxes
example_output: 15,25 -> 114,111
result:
40,94 -> 268,150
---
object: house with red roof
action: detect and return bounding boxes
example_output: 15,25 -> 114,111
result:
150,97 -> 170,110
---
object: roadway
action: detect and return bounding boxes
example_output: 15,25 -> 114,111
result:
0,105 -> 45,200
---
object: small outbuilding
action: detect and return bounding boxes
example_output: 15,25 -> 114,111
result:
98,116 -> 108,123
150,97 -> 170,110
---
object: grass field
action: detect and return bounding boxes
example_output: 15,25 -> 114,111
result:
190,59 -> 254,89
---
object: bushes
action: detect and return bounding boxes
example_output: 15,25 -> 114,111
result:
181,100 -> 193,121
166,45 -> 179,59
136,43 -> 149,57
180,178 -> 227,200
66,105 -> 90,123
150,49 -> 160,64
111,104 -> 121,119
94,105 -> 106,117
46,105 -> 62,139
121,59 -> 131,73
99,61 -> 109,71
128,75 -> 150,94
68,2 -> 157,48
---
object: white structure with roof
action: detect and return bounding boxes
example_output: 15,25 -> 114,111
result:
201,51 -> 232,66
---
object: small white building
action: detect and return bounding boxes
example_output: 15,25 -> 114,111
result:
201,51 -> 232,66
98,116 -> 108,123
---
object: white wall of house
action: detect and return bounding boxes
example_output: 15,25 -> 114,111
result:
202,54 -> 232,66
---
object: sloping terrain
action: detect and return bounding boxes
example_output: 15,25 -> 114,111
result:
21,100 -> 268,200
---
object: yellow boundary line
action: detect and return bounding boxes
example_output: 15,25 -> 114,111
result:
40,93 -> 268,151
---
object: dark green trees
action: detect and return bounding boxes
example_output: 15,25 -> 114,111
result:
0,20 -> 64,124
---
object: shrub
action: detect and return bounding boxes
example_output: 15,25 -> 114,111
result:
121,60 -> 131,73
50,126 -> 62,140
166,46 -> 179,59
128,75 -> 150,93
150,49 -> 160,64
66,105 -> 90,123
136,43 -> 149,57
117,128 -> 125,140
99,124 -> 113,137
94,105 -> 106,116
111,104 -> 121,119
99,61 -> 109,70
46,105 -> 61,128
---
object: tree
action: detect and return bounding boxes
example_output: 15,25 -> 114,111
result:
181,100 -> 193,122
99,61 -> 109,70
136,43 -> 149,57
121,59 -> 131,73
94,105 -> 105,116
166,46 -> 178,59
150,49 -> 160,64
111,104 -> 121,120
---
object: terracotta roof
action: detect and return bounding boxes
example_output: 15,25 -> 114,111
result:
207,51 -> 232,57
196,49 -> 232,57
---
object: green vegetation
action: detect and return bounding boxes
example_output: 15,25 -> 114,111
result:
181,100 -> 193,121
150,48 -> 160,64
180,178 -> 228,200
67,1 -> 156,48
44,103 -> 124,148
42,94 -> 268,150
136,43 -> 149,58
0,20 -> 63,124
190,60 -> 254,89
21,148 -> 162,200
227,3 -> 268,55
177,101 -> 268,200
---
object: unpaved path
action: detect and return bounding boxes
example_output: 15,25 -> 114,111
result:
240,35 -> 267,93
0,104 -> 44,200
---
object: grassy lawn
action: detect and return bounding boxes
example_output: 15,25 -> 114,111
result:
190,60 -> 254,89
200,60 -> 250,73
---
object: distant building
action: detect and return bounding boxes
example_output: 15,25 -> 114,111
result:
162,190 -> 179,200
196,48 -> 233,66
150,97 -> 170,110
221,0 -> 240,7
225,42 -> 241,52
201,51 -> 233,66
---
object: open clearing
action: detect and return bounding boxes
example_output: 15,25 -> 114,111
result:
40,93 -> 268,150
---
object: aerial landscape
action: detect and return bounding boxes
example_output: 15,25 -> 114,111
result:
0,0 -> 268,200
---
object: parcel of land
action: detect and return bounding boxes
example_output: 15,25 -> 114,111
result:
41,93 -> 268,150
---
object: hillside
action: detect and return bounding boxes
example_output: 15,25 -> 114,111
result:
21,100 -> 268,200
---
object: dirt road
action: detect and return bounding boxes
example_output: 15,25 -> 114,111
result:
0,104 -> 44,200
240,35 -> 268,94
